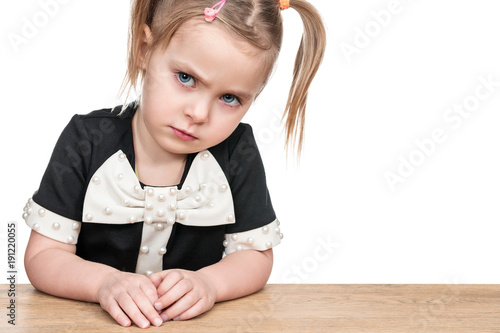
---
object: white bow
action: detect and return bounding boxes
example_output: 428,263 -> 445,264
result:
82,150 -> 235,228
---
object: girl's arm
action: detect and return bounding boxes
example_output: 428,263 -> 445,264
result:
200,249 -> 274,301
24,230 -> 164,328
149,249 -> 273,321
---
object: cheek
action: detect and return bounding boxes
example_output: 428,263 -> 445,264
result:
210,112 -> 246,138
143,73 -> 161,95
141,82 -> 177,117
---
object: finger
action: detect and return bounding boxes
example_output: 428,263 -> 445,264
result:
102,298 -> 132,327
116,292 -> 151,329
172,298 -> 210,321
130,286 -> 164,327
161,291 -> 199,321
140,278 -> 160,306
156,270 -> 185,296
155,278 -> 193,311
149,271 -> 167,288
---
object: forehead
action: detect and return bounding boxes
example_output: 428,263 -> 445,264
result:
160,18 -> 270,93
172,18 -> 265,59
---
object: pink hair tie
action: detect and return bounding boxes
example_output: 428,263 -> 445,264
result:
205,0 -> 227,22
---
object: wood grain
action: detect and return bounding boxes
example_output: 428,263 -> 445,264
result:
1,284 -> 499,332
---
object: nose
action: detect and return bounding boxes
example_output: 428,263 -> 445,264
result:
184,99 -> 210,124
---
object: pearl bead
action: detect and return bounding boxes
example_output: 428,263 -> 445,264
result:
209,202 -> 215,208
104,207 -> 113,215
168,203 -> 176,211
146,271 -> 153,276
118,153 -> 126,161
147,188 -> 155,197
28,198 -> 33,204
156,210 -> 165,218
158,247 -> 167,255
145,203 -> 153,210
195,195 -> 202,202
134,185 -> 141,193
201,152 -> 210,160
38,209 -> 46,217
275,227 -> 281,234
276,219 -> 281,226
262,226 -> 269,233
92,176 -> 101,185
227,214 -> 235,223
33,223 -> 40,231
265,241 -> 273,249
220,184 -> 228,192
156,223 -> 164,231
85,214 -> 93,221
184,186 -> 192,194
169,188 -> 177,196
223,240 -> 229,247
279,233 -> 284,239
72,222 -> 80,230
22,213 -> 28,220
117,173 -> 124,181
67,236 -> 75,244
52,222 -> 60,230
157,194 -> 166,202
140,246 -> 149,254
167,218 -> 175,225
200,183 -> 207,190
27,208 -> 32,215
247,237 -> 255,244
177,212 -> 186,220
145,216 -> 153,224
122,199 -> 130,207
231,234 -> 238,241
236,245 -> 243,251
128,216 -> 136,223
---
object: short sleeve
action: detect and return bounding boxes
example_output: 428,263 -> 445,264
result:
23,115 -> 91,244
222,124 -> 283,254
23,198 -> 81,244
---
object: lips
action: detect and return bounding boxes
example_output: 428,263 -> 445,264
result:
170,126 -> 198,142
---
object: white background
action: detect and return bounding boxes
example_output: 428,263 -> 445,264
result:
1,0 -> 499,284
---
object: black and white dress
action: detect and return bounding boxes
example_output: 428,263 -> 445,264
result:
23,103 -> 282,275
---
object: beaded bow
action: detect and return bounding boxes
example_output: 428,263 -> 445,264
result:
82,150 -> 235,228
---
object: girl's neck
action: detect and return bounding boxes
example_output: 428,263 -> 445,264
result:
132,107 -> 187,186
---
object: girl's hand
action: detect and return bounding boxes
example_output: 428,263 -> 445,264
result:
149,269 -> 217,321
97,271 -> 164,328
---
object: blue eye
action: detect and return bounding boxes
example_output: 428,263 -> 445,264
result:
222,94 -> 240,106
178,72 -> 195,86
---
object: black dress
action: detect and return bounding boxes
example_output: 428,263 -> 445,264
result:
23,103 -> 282,275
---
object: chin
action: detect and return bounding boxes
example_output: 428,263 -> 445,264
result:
162,142 -> 204,155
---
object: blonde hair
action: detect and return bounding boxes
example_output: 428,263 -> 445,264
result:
121,0 -> 326,155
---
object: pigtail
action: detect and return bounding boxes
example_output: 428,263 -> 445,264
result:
119,0 -> 162,104
283,0 -> 326,156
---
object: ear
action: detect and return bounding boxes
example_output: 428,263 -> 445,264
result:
136,24 -> 153,70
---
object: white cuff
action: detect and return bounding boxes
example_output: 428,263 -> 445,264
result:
223,219 -> 283,255
23,198 -> 81,245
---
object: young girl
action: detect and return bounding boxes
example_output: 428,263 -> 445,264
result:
23,0 -> 325,328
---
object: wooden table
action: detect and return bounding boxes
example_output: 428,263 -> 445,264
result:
1,284 -> 499,332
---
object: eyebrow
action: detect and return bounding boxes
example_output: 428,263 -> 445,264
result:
172,60 -> 255,103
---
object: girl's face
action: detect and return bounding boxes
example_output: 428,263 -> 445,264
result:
136,18 -> 268,156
